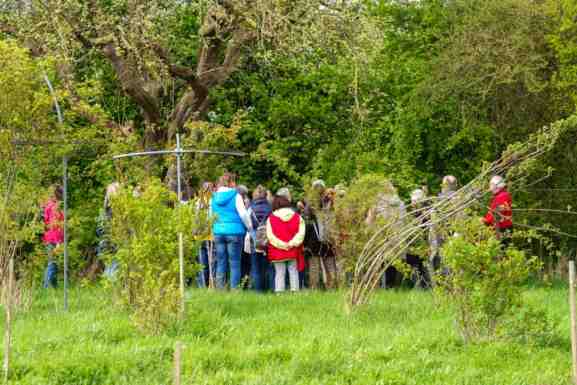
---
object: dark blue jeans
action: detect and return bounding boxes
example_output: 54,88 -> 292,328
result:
214,235 -> 243,289
43,243 -> 59,289
250,251 -> 274,292
197,241 -> 215,288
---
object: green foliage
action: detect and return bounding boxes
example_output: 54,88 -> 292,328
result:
436,218 -> 542,343
331,174 -> 400,273
549,0 -> 577,108
109,178 -> 209,334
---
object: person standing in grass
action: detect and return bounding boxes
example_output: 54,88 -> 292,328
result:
42,185 -> 64,288
196,181 -> 215,288
429,175 -> 459,272
211,172 -> 253,289
267,190 -> 305,292
482,175 -> 513,247
249,185 -> 273,291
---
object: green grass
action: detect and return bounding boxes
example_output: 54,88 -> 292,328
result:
0,285 -> 572,385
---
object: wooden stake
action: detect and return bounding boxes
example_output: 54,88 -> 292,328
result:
173,341 -> 183,385
569,260 -> 577,385
178,232 -> 185,317
3,256 -> 14,384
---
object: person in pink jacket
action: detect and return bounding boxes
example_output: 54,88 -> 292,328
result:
42,185 -> 64,288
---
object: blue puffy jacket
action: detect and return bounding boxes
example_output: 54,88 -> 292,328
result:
211,189 -> 246,236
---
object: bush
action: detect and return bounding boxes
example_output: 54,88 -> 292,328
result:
436,218 -> 542,343
109,178 -> 209,334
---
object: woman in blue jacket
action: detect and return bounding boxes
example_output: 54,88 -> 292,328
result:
211,173 -> 252,289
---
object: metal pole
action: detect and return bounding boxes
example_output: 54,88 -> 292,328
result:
176,135 -> 185,315
63,156 -> 69,311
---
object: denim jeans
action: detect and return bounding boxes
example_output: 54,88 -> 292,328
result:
103,260 -> 119,280
250,251 -> 274,292
197,241 -> 216,288
214,234 -> 243,289
43,243 -> 59,288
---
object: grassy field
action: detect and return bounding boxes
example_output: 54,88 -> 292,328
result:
0,285 -> 572,385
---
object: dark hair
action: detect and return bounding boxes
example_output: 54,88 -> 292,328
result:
54,185 -> 63,201
272,196 -> 291,211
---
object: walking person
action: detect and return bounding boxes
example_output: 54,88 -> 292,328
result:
249,185 -> 273,291
42,185 -> 64,288
211,173 -> 252,289
267,190 -> 305,292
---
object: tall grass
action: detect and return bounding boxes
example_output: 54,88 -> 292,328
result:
0,286 -> 571,385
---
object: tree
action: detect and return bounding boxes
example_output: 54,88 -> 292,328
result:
2,0 -> 376,148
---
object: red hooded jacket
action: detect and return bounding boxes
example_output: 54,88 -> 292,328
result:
267,208 -> 306,271
483,188 -> 513,230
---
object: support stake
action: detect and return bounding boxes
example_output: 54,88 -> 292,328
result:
173,341 -> 183,385
3,256 -> 14,384
63,156 -> 69,311
569,260 -> 577,385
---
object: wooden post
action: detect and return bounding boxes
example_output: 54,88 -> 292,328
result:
569,261 -> 577,385
3,256 -> 14,384
173,341 -> 183,385
178,232 -> 185,317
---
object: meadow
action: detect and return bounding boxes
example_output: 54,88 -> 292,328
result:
1,285 -> 572,385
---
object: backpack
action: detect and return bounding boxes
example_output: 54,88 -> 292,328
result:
251,210 -> 269,252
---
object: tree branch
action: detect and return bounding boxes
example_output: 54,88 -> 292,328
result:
101,43 -> 161,124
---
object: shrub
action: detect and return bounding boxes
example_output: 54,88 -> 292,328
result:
108,178 -> 209,334
436,218 -> 542,343
330,174 -> 406,278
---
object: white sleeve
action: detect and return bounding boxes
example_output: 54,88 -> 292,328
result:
236,194 -> 253,231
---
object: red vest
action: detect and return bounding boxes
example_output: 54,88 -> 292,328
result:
484,189 -> 513,229
268,212 -> 304,270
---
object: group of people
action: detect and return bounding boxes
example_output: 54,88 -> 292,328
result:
192,172 -> 513,293
39,171 -> 513,293
196,173 -> 307,293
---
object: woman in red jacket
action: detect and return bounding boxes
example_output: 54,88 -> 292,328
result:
266,191 -> 305,292
482,175 -> 513,246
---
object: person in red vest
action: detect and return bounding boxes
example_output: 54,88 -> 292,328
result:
482,175 -> 513,245
266,189 -> 305,292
